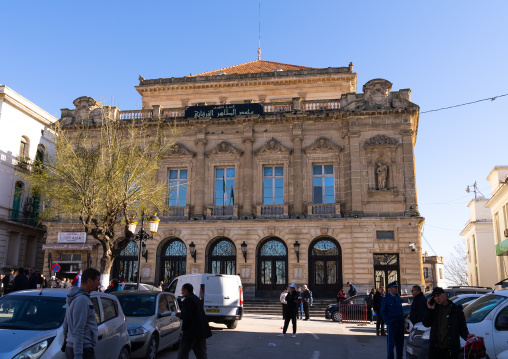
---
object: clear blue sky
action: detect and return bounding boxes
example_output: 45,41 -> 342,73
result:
2,1 -> 507,276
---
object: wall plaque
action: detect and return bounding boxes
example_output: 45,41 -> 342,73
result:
185,103 -> 264,119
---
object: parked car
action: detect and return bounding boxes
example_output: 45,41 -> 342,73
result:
325,294 -> 368,322
444,286 -> 493,297
449,294 -> 483,308
405,290 -> 508,359
168,273 -> 243,329
120,282 -> 161,291
113,290 -> 181,359
0,288 -> 130,359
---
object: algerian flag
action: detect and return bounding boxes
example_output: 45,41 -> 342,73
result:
223,175 -> 227,205
230,187 -> 234,205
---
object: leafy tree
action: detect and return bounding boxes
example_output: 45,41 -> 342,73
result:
25,109 -> 177,286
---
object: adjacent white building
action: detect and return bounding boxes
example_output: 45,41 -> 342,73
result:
422,253 -> 445,290
0,85 -> 57,273
485,166 -> 508,284
460,199 -> 497,287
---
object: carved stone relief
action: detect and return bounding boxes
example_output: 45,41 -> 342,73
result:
364,135 -> 399,148
164,143 -> 196,157
255,138 -> 291,156
207,141 -> 243,157
376,163 -> 388,190
304,137 -> 342,154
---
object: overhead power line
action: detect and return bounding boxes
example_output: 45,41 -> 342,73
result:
421,93 -> 508,114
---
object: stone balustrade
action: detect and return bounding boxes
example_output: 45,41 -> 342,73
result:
303,99 -> 341,111
306,203 -> 342,218
206,205 -> 239,219
119,109 -> 153,120
255,204 -> 289,219
162,206 -> 190,220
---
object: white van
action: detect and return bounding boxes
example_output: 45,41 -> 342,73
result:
168,274 -> 243,329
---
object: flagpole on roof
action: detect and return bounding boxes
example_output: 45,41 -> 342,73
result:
258,2 -> 261,60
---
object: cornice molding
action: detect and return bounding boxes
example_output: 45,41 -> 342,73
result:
0,92 -> 56,126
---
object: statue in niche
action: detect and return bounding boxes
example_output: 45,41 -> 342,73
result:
376,163 -> 388,190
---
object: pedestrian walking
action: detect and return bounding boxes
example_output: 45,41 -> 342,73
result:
337,289 -> 346,303
11,268 -> 30,292
62,267 -> 101,359
71,269 -> 82,287
297,286 -> 304,320
373,286 -> 386,336
381,281 -> 404,359
422,287 -> 475,359
366,288 -> 375,323
50,276 -> 57,288
409,285 -> 427,325
278,283 -> 298,338
1,269 -> 14,295
41,274 -> 49,288
301,284 -> 311,320
28,267 -> 42,289
347,281 -> 358,297
177,283 -> 212,359
104,278 -> 121,293
279,288 -> 288,320
56,277 -> 65,288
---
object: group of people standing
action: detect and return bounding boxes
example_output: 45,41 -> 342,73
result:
279,284 -> 313,337
379,281 -> 475,359
1,267 -> 81,295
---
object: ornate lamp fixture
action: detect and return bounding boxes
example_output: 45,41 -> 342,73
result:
241,241 -> 247,263
294,241 -> 301,263
189,241 -> 197,263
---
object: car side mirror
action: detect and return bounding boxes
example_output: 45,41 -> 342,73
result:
175,310 -> 181,318
158,310 -> 172,318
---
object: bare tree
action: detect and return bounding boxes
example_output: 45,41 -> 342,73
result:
444,240 -> 469,286
25,107 -> 177,286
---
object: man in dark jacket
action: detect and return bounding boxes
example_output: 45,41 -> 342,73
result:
278,283 -> 298,337
381,281 -> 404,359
422,287 -> 474,359
177,283 -> 212,359
28,267 -> 42,289
301,284 -> 311,320
373,286 -> 386,336
2,269 -> 14,295
347,281 -> 357,297
409,285 -> 427,325
11,268 -> 30,292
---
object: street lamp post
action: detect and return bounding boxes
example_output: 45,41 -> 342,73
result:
128,212 -> 160,290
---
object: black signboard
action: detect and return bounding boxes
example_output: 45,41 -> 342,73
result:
185,103 -> 264,119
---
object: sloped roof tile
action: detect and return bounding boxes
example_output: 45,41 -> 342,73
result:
191,60 -> 314,77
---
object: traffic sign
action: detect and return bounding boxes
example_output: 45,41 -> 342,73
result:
52,263 -> 61,272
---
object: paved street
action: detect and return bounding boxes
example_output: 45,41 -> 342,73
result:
157,314 -> 388,359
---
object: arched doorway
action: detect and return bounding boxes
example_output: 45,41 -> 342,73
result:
112,242 -> 138,282
207,237 -> 236,274
256,237 -> 288,298
308,237 -> 342,298
159,239 -> 187,284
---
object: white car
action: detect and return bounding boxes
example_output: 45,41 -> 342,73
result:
120,282 -> 161,291
0,288 -> 130,359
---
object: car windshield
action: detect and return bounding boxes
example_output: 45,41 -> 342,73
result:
115,294 -> 156,317
0,295 -> 66,330
464,294 -> 506,323
455,297 -> 479,306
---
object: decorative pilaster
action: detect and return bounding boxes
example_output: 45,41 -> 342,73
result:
193,134 -> 206,219
349,131 -> 363,215
242,131 -> 254,218
292,124 -> 304,218
401,129 -> 419,216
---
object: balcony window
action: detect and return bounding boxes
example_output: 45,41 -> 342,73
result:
168,169 -> 187,207
263,166 -> 284,205
215,167 -> 235,206
312,165 -> 334,204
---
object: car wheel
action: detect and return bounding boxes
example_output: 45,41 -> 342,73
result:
226,320 -> 238,329
145,335 -> 158,359
118,347 -> 129,359
404,317 -> 410,334
332,311 -> 343,322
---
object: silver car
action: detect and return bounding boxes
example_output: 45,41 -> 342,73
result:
113,291 -> 182,359
119,283 -> 162,291
0,289 -> 130,359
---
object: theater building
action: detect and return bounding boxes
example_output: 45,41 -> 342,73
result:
43,60 -> 424,298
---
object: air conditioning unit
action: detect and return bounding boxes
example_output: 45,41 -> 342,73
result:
504,228 -> 508,238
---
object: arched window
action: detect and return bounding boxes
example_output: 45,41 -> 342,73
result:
160,239 -> 186,284
308,237 -> 342,298
208,238 -> 236,275
112,242 -> 139,283
257,238 -> 287,297
19,137 -> 29,160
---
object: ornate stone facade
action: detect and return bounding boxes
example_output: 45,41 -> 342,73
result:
43,60 -> 424,298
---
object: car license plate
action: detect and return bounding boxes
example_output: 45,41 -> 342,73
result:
206,309 -> 220,313
407,346 -> 413,355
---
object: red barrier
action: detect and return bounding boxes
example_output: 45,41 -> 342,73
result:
338,303 -> 368,324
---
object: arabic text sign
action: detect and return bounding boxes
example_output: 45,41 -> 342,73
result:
58,232 -> 87,244
185,103 -> 264,119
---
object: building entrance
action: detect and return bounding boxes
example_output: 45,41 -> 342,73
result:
159,239 -> 187,284
308,238 -> 342,298
256,237 -> 287,298
112,242 -> 138,282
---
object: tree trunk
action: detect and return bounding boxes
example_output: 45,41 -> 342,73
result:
100,254 -> 114,290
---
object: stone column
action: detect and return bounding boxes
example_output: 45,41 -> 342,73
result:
193,136 -> 206,219
349,131 -> 363,215
401,129 -> 418,216
292,125 -> 304,218
242,128 -> 254,218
